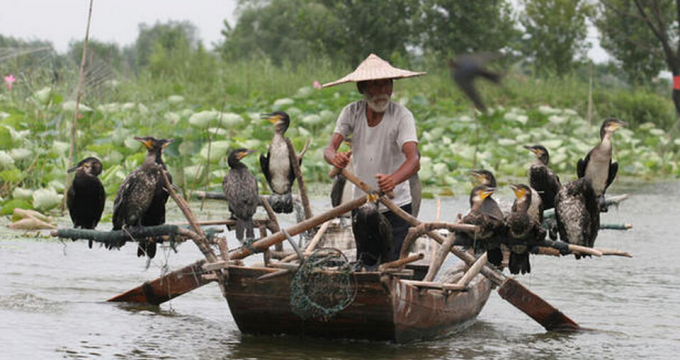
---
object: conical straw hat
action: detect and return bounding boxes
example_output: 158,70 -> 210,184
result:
322,53 -> 426,88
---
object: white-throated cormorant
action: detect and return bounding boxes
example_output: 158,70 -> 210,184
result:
506,184 -> 546,274
260,111 -> 300,213
577,118 -> 627,211
456,185 -> 506,267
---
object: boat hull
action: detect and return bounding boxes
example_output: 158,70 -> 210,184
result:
225,265 -> 492,342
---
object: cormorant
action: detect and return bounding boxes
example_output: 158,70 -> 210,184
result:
67,156 -> 105,248
506,184 -> 546,275
138,137 -> 174,259
351,193 -> 393,269
455,185 -> 505,267
449,52 -> 502,112
224,148 -> 259,243
577,118 -> 627,211
112,137 -> 171,250
554,178 -> 600,259
524,145 -> 561,210
260,111 -> 300,213
470,169 -> 505,219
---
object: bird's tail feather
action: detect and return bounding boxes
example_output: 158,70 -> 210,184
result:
487,248 -> 503,267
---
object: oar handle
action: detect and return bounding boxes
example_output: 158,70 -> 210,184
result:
331,167 -> 395,199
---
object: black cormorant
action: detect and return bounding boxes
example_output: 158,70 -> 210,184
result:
260,111 -> 300,213
351,193 -> 393,269
577,118 -> 627,210
112,137 -> 170,250
67,156 -> 105,248
224,148 -> 259,242
449,52 -> 502,112
554,178 -> 600,259
138,137 -> 174,259
470,169 -> 505,219
506,184 -> 546,275
524,144 -> 561,210
456,185 -> 506,267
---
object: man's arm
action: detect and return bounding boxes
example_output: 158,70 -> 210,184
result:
324,133 -> 352,169
376,141 -> 420,192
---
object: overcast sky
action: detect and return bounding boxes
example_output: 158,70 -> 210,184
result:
1,0 -> 610,62
0,0 -> 238,53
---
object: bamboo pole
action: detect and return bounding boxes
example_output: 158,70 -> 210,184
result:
229,196 -> 368,260
281,219 -> 331,263
285,138 -> 313,220
423,233 -> 458,282
401,279 -> 466,291
379,253 -> 424,271
62,0 -> 94,213
455,252 -> 488,288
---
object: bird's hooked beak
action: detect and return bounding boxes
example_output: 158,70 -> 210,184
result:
609,119 -> 628,132
510,184 -> 526,199
68,161 -> 90,173
67,164 -> 80,173
366,191 -> 379,203
261,113 -> 281,125
469,170 -> 486,184
238,149 -> 256,160
134,136 -> 154,150
161,138 -> 175,149
479,187 -> 495,200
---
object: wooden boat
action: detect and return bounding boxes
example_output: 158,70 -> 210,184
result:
224,261 -> 493,343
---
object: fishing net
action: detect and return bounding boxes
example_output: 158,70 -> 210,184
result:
289,248 -> 357,321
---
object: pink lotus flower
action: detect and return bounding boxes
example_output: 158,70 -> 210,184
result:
4,75 -> 16,91
312,80 -> 322,90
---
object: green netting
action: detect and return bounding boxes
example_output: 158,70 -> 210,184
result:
289,248 -> 357,321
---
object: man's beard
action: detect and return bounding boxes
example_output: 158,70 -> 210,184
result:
365,93 -> 391,113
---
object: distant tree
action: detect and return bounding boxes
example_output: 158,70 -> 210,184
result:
67,39 -> 124,70
219,0 -> 417,65
414,0 -> 517,58
519,0 -> 594,76
597,0 -> 680,114
594,0 -> 666,84
132,21 -> 199,70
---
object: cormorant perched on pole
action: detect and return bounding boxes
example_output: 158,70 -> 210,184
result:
138,137 -> 174,259
351,193 -> 393,269
112,137 -> 171,250
67,157 -> 105,248
224,148 -> 259,243
554,178 -> 600,259
449,52 -> 502,112
260,111 -> 299,213
455,185 -> 505,267
506,184 -> 546,275
524,145 -> 561,210
469,169 -> 504,218
577,118 -> 627,211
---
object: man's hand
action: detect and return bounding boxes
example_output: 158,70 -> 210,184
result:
331,151 -> 352,169
375,173 -> 397,193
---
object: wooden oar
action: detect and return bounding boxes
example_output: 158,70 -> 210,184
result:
337,167 -> 580,332
107,260 -> 210,305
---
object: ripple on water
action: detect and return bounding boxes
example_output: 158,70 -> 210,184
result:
0,293 -> 65,313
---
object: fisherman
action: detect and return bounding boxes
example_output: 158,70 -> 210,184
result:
323,53 -> 424,263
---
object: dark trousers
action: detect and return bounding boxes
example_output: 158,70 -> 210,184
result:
383,203 -> 412,262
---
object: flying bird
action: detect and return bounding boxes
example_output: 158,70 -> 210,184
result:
449,52 -> 502,112
224,148 -> 259,243
67,157 -> 106,248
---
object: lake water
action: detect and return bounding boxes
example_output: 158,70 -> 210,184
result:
1,181 -> 679,359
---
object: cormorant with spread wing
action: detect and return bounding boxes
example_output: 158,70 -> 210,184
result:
506,184 -> 546,275
260,111 -> 300,213
577,118 -> 627,211
224,148 -> 259,242
554,178 -> 600,259
138,137 -> 174,259
112,137 -> 172,250
67,157 -> 105,248
524,145 -> 561,210
449,52 -> 502,112
351,193 -> 393,269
